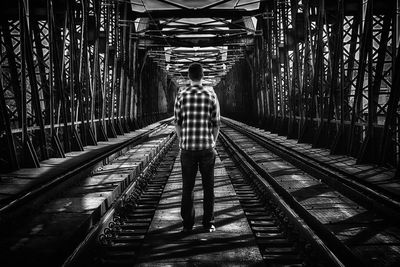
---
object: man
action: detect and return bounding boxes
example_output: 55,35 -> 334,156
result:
174,63 -> 220,233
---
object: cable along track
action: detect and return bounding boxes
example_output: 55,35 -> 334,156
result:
219,121 -> 400,266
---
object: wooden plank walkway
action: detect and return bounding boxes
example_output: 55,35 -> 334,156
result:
0,122 -> 164,209
0,128 -> 174,266
224,118 -> 399,199
135,152 -> 264,266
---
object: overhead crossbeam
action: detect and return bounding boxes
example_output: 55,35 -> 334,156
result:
129,3 -> 257,85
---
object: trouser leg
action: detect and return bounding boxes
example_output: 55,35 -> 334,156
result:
199,148 -> 216,227
180,150 -> 198,229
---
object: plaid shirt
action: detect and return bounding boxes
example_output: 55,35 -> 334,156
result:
174,84 -> 220,150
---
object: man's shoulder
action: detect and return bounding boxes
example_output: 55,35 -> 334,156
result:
202,86 -> 214,92
198,86 -> 214,96
176,87 -> 190,98
179,85 -> 217,98
203,86 -> 218,101
178,86 -> 189,93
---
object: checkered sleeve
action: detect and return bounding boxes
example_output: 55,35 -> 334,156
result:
174,94 -> 182,126
210,94 -> 220,127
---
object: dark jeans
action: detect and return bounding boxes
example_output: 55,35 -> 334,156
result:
180,148 -> 216,229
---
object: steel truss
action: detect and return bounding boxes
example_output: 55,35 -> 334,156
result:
0,0 -> 172,172
1,0 -> 399,171
220,0 -> 400,169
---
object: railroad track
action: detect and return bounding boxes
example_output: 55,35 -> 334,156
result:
66,130 -> 342,266
7,117 -> 396,266
63,137 -> 179,266
222,117 -> 400,215
219,119 -> 400,266
217,136 -> 342,266
0,122 -> 176,266
0,119 -> 174,227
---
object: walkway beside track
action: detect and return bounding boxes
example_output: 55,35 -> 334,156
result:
223,117 -> 399,199
221,118 -> 400,265
135,151 -> 264,266
0,120 -> 170,212
0,126 -> 174,266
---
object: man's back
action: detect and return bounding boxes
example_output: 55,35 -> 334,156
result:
174,85 -> 219,150
174,63 -> 219,233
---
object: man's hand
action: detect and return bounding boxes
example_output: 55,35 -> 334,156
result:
212,126 -> 220,144
175,125 -> 182,140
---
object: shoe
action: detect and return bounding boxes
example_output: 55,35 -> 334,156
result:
204,224 -> 216,232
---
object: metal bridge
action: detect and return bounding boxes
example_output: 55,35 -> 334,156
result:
0,0 -> 399,266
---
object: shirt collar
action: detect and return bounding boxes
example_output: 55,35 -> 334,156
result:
190,80 -> 202,87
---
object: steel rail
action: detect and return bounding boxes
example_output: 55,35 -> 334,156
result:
222,118 -> 400,221
62,133 -> 177,267
219,133 -> 345,267
0,119 -> 173,223
219,128 -> 363,266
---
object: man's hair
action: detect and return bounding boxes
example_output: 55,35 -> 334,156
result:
188,63 -> 203,81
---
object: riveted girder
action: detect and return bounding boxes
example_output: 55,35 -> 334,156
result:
1,0 -> 399,172
215,0 -> 400,170
0,0 -> 176,172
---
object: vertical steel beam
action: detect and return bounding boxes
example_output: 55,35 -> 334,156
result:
77,0 -> 87,146
298,0 -> 315,143
288,0 -> 302,139
138,50 -> 149,125
67,0 -> 84,151
331,11 -> 362,154
244,49 -> 257,125
381,45 -> 399,168
113,1 -> 124,135
272,0 -> 284,132
19,0 -> 41,167
279,0 -> 291,136
328,0 -> 345,152
31,21 -> 50,123
81,0 -> 97,145
46,0 -> 65,157
129,24 -> 138,129
313,0 -> 333,148
358,13 -> 392,163
92,0 -> 108,141
102,2 -> 116,138
127,21 -> 136,130
381,3 -> 400,169
348,0 -> 373,157
119,2 -> 130,133
0,73 -> 19,170
76,0 -> 95,146
264,4 -> 277,128
258,13 -> 270,128
1,21 -> 23,129
23,0 -> 49,161
56,3 -> 72,153
109,1 -> 123,135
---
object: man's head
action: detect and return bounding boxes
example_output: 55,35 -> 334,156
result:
188,63 -> 203,82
